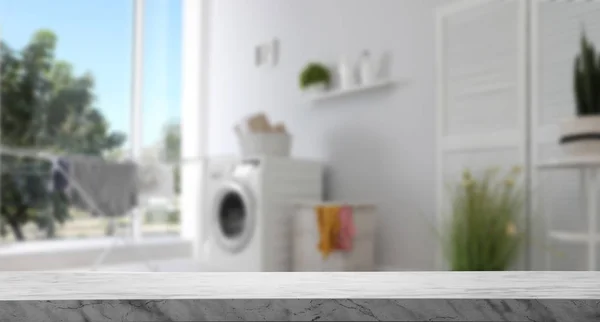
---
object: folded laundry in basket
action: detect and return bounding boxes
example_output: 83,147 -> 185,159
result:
337,206 -> 356,251
315,205 -> 342,259
66,156 -> 139,217
234,112 -> 290,136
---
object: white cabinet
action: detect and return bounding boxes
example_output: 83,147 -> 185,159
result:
291,203 -> 376,272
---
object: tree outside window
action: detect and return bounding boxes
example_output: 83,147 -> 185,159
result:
0,0 -> 183,244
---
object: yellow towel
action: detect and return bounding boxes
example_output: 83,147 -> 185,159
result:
315,205 -> 342,259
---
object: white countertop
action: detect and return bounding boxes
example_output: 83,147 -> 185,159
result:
1,271 -> 599,300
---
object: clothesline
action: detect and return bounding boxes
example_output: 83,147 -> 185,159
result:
0,146 -> 57,162
0,145 -> 180,215
0,145 -> 122,221
0,145 -> 207,167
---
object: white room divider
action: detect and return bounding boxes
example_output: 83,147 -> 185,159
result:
437,0 -> 600,271
435,0 -> 530,270
530,1 -> 600,270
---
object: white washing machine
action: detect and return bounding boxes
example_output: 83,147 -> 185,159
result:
200,156 -> 323,272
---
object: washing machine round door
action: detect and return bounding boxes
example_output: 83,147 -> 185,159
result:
211,180 -> 256,253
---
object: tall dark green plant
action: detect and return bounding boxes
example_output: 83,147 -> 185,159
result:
574,31 -> 600,116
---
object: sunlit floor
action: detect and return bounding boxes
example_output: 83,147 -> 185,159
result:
0,235 -> 182,255
0,209 -> 180,246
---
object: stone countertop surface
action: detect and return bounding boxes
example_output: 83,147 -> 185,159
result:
2,272 -> 600,321
1,271 -> 599,300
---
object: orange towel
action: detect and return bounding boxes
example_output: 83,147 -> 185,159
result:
315,205 -> 342,259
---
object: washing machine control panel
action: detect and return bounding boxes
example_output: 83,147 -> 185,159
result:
240,158 -> 261,167
210,159 -> 262,180
233,159 -> 261,177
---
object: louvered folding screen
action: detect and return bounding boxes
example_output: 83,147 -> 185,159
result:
437,0 -> 600,271
531,0 -> 600,270
435,0 -> 529,270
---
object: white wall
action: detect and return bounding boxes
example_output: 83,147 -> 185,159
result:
206,0 -> 450,270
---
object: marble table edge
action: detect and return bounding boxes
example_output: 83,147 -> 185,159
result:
1,271 -> 599,300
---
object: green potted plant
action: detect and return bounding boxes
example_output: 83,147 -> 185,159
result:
560,30 -> 600,155
439,167 -> 526,271
299,62 -> 331,92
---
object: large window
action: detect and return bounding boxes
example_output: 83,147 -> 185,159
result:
139,0 -> 182,238
0,0 -> 182,250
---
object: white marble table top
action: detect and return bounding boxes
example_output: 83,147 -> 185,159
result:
0,271 -> 598,300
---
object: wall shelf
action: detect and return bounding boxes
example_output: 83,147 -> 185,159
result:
538,156 -> 600,169
310,79 -> 402,102
549,231 -> 600,244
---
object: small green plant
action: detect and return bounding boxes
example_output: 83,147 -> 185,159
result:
167,210 -> 180,224
299,63 -> 331,90
574,30 -> 600,116
145,211 -> 155,224
440,167 -> 525,271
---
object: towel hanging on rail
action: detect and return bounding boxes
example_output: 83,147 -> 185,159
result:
51,157 -> 70,193
66,156 -> 139,217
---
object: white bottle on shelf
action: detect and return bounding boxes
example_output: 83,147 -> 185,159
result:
338,56 -> 355,90
358,50 -> 375,86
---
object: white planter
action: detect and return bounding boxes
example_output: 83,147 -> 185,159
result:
305,83 -> 327,94
560,116 -> 600,156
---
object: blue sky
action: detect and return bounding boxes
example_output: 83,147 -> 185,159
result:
0,0 -> 181,148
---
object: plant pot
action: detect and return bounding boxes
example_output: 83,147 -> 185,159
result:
305,83 -> 327,94
559,116 -> 600,156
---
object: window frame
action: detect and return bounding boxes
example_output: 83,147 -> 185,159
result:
0,0 -> 208,269
179,0 -> 209,261
130,0 -> 145,241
